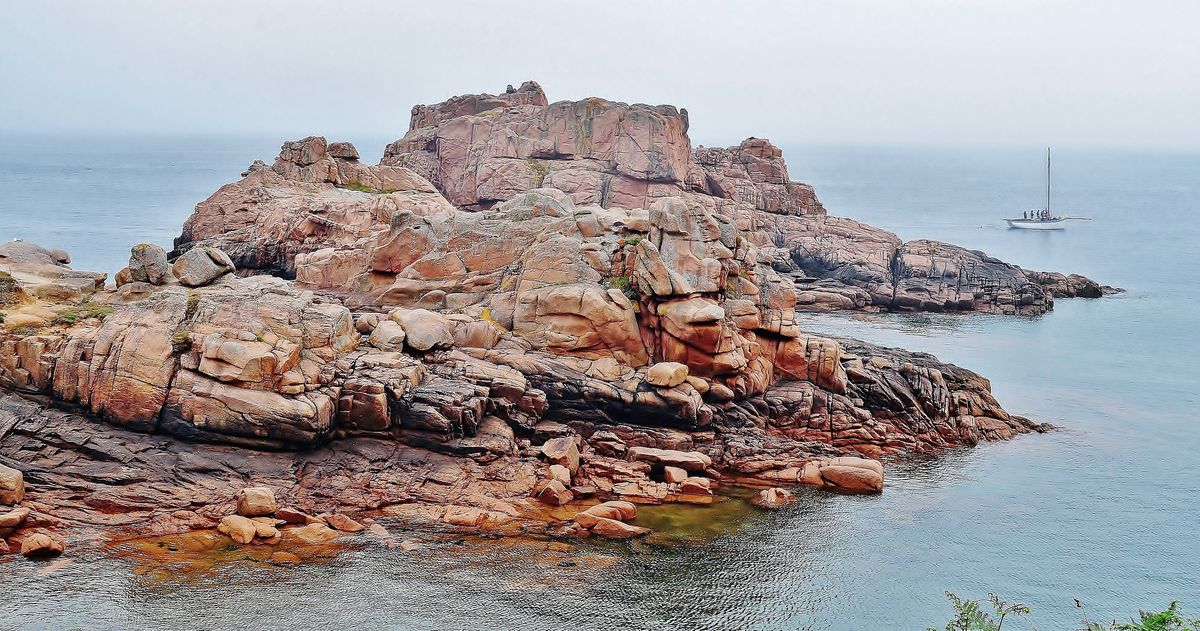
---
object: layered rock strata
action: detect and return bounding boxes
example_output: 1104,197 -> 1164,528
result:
1,82 -> 1106,555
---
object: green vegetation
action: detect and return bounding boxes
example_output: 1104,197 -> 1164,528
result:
185,292 -> 201,320
170,330 -> 193,353
479,307 -> 510,332
619,235 -> 645,248
1084,602 -> 1200,631
603,275 -> 641,303
524,158 -> 549,187
337,182 -> 398,194
723,280 -> 744,300
931,593 -> 1199,631
54,302 -> 114,325
929,593 -> 1030,631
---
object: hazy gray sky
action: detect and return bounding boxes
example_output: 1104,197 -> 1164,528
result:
2,0 -> 1197,148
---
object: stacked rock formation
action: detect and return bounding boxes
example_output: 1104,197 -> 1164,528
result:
0,82 -> 1113,556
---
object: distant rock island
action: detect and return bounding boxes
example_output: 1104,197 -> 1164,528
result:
1,81 -> 1110,559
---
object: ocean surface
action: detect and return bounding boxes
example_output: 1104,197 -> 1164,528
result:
2,136 -> 1198,630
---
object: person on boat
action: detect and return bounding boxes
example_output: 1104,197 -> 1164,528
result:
1024,211 -> 1028,219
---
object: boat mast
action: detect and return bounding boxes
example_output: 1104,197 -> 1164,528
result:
1046,146 -> 1052,216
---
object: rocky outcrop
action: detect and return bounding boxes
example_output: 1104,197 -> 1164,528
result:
0,82 -> 1105,556
0,236 -> 1049,551
172,135 -> 450,278
0,240 -> 105,305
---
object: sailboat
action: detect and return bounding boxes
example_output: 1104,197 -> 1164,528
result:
1004,148 -> 1086,230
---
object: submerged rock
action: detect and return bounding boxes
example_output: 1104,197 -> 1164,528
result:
753,487 -> 796,510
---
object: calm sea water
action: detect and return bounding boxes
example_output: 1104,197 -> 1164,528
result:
2,136 -> 1198,629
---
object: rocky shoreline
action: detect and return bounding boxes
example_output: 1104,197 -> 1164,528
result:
2,82 -> 1104,562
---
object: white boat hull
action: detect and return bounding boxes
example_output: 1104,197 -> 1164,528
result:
1005,218 -> 1066,230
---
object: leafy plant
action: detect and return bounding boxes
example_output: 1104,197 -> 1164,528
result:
54,301 -> 113,325
185,292 -> 201,320
929,592 -> 1031,631
525,158 -> 549,187
620,235 -> 645,248
930,593 -> 1199,631
602,275 -> 641,303
1082,602 -> 1200,631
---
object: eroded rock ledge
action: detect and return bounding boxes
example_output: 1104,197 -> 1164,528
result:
0,81 -> 1097,556
175,81 -> 1114,316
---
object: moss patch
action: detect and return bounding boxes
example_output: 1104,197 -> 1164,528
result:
337,182 -> 399,194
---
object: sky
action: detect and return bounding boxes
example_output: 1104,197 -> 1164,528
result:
1,0 -> 1197,149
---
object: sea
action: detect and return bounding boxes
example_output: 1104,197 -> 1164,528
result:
2,134 -> 1197,630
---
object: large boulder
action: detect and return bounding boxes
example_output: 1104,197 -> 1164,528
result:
646,362 -> 688,388
236,486 -> 277,517
128,243 -> 170,285
19,532 -> 65,558
800,457 -> 884,495
540,437 -> 581,473
387,308 -> 453,352
368,320 -> 406,351
0,463 -> 23,505
217,515 -> 258,544
172,247 -> 236,287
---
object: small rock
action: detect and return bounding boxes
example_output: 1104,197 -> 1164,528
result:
540,436 -> 580,473
626,446 -> 712,472
0,506 -> 30,529
548,464 -> 572,486
322,513 -> 365,533
250,519 -> 280,539
590,517 -> 650,539
533,479 -> 573,506
368,319 -> 406,351
752,487 -> 796,509
236,486 -> 277,517
663,466 -> 688,484
591,500 -> 637,521
286,522 -> 340,544
680,476 -> 713,496
646,362 -> 688,387
217,515 -> 258,544
275,507 -> 312,525
327,142 -> 360,161
398,540 -> 421,551
19,532 -> 65,558
387,307 -> 453,351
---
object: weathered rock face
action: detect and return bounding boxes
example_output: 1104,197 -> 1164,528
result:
172,136 -> 451,278
0,82 -> 1113,552
0,240 -> 105,304
384,81 -> 692,210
